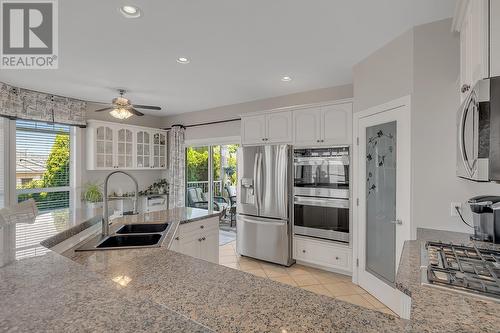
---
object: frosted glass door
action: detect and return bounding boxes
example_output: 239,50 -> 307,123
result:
365,121 -> 397,285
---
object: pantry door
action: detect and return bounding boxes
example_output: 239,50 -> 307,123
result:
354,96 -> 411,317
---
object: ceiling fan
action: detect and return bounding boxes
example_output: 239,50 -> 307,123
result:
94,89 -> 161,119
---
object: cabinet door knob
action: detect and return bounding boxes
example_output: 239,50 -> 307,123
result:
175,236 -> 179,240
202,237 -> 206,241
302,249 -> 306,253
461,84 -> 471,93
335,256 -> 339,260
200,225 -> 204,229
198,238 -> 202,242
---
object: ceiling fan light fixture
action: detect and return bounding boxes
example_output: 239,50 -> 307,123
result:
119,5 -> 141,18
110,108 -> 133,120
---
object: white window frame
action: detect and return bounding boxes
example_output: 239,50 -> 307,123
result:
12,120 -> 76,212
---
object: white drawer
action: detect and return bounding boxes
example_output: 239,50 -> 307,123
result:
294,236 -> 351,272
179,217 -> 218,234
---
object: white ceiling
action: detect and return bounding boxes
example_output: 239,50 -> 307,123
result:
0,0 -> 455,116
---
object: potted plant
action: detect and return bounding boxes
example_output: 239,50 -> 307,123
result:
82,182 -> 103,215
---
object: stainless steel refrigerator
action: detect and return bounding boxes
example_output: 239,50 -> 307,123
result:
236,144 -> 294,266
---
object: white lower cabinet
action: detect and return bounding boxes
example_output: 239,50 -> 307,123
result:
293,236 -> 352,275
169,217 -> 219,264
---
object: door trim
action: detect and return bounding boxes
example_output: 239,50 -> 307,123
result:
351,95 -> 412,317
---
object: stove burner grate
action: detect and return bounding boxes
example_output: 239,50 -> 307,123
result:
425,241 -> 500,299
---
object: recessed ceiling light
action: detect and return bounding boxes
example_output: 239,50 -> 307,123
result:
281,76 -> 292,82
176,57 -> 190,64
119,5 -> 141,18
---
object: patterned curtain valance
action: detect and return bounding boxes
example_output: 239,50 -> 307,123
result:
0,82 -> 86,127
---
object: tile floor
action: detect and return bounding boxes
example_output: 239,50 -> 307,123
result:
219,241 -> 396,316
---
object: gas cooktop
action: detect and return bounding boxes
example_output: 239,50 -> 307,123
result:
421,241 -> 500,301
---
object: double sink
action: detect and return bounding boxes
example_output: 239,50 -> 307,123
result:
76,223 -> 170,251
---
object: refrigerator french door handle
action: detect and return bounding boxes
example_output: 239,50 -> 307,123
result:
253,152 -> 260,213
256,152 -> 263,213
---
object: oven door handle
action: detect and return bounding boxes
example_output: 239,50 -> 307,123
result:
294,196 -> 349,209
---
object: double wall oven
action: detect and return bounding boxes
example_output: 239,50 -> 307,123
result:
293,147 -> 350,243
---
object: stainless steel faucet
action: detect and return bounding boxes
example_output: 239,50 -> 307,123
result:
102,171 -> 139,236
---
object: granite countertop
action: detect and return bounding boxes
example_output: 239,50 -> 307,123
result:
395,228 -> 500,332
2,211 -> 500,332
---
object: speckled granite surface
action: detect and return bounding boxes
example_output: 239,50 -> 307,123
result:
3,210 -> 500,332
395,228 -> 500,333
70,247 -> 405,333
0,251 -> 212,332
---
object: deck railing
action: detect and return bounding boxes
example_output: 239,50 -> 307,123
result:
187,180 -> 223,196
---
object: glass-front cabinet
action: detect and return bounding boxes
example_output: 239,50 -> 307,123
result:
117,128 -> 133,168
136,130 -> 151,168
153,132 -> 167,168
95,125 -> 114,168
87,120 -> 168,170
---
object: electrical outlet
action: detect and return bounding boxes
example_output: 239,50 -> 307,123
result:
451,202 -> 462,217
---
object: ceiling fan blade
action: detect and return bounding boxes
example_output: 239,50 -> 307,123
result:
129,108 -> 144,116
132,104 -> 161,110
94,107 -> 113,112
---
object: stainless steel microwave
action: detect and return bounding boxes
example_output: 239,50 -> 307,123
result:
457,76 -> 500,181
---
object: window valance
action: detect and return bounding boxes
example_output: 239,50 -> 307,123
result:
0,82 -> 86,127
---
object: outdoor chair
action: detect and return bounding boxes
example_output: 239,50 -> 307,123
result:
187,187 -> 229,218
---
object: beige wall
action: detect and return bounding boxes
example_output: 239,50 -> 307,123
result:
353,29 -> 414,113
353,18 -> 500,234
162,84 -> 353,142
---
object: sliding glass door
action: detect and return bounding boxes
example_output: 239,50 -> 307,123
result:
186,144 -> 238,221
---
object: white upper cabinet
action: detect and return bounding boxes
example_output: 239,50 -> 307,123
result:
293,108 -> 321,145
152,131 -> 167,168
241,112 -> 292,145
321,103 -> 352,145
116,128 -> 133,169
136,130 -> 151,169
241,115 -> 267,144
94,125 -> 114,168
454,0 -> 491,100
266,111 -> 292,143
292,102 -> 352,146
241,102 -> 352,146
87,120 -> 168,170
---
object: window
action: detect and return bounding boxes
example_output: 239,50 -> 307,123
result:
15,120 -> 71,211
15,120 -> 73,259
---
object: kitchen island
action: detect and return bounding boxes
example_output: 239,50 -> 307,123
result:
1,209 -> 498,332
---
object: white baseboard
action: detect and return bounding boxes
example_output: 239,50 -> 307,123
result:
295,259 -> 352,278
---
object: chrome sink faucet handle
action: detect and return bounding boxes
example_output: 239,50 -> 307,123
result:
103,171 -> 139,236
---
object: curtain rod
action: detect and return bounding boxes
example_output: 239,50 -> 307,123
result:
163,117 -> 240,130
